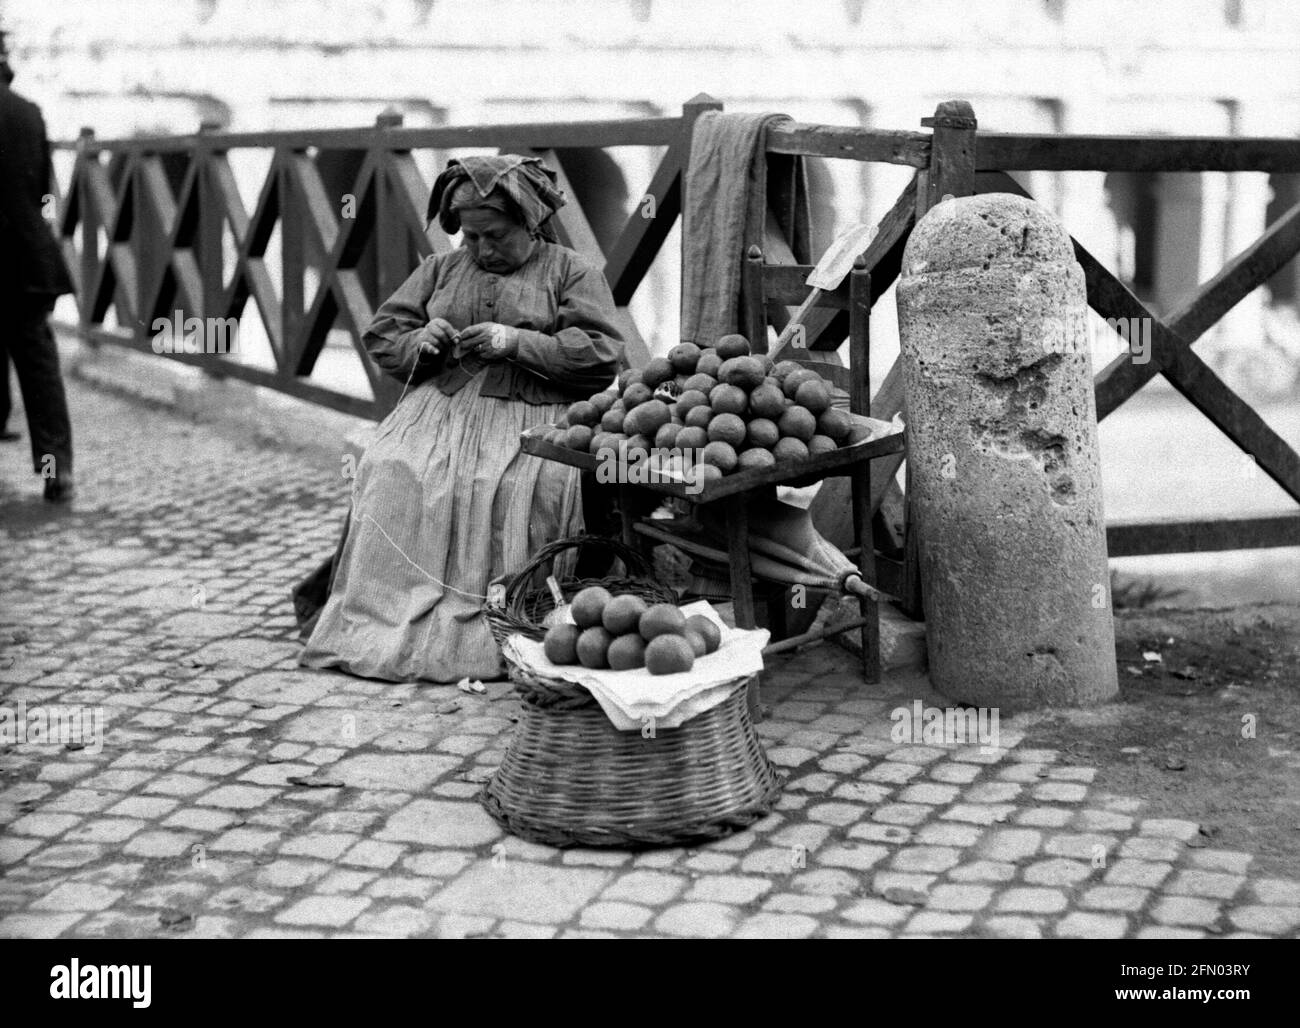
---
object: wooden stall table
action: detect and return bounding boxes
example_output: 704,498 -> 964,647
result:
520,422 -> 906,688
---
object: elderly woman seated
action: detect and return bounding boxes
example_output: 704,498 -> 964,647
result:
298,155 -> 624,683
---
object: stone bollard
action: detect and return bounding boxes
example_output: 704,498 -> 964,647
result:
896,192 -> 1117,709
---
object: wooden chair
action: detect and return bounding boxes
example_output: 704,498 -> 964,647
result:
624,243 -> 891,683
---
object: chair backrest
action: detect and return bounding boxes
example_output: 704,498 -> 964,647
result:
740,239 -> 872,417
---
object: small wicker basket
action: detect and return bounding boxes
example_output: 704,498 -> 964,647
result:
481,534 -> 783,848
481,639 -> 782,848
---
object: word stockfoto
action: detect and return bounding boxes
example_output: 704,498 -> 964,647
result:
50,961 -> 151,1008
0,702 -> 104,754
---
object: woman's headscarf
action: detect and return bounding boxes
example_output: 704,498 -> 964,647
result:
428,155 -> 565,243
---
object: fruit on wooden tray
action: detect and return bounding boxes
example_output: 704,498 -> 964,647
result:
676,425 -> 708,451
669,342 -> 702,372
816,406 -> 853,442
719,355 -> 765,391
715,333 -> 752,359
773,437 -> 810,462
624,399 -> 671,438
641,357 -> 675,388
707,413 -> 747,448
564,424 -> 593,452
746,417 -> 779,450
599,407 -> 625,433
556,334 -> 871,479
709,383 -> 748,417
748,383 -> 785,420
675,389 -> 710,419
695,350 -> 723,378
777,405 -> 817,442
701,440 -> 738,472
654,422 -> 682,449
623,381 -> 653,408
684,405 -> 712,430
808,434 -> 838,457
737,447 -> 776,471
793,378 -> 831,415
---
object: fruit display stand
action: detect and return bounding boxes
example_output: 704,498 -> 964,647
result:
518,420 -> 904,680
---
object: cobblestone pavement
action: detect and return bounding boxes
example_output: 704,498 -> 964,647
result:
1,377 -> 1297,939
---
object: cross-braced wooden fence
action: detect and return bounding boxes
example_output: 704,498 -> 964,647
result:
753,100 -> 1300,576
48,96 -> 1300,566
50,95 -> 723,419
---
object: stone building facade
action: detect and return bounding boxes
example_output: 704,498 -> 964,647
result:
5,0 -> 1299,397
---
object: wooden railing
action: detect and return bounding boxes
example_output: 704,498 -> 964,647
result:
755,101 -> 1300,569
49,96 -> 1300,562
50,95 -> 722,419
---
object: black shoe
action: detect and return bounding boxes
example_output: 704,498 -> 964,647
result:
0,430 -> 19,442
43,475 -> 75,503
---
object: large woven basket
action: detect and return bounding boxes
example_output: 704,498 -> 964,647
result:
483,534 -> 675,649
480,662 -> 783,849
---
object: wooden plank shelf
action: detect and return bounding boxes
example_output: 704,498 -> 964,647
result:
519,424 -> 905,504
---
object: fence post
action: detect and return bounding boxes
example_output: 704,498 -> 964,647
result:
196,119 -> 224,323
374,106 -> 408,303
901,101 -> 979,618
280,143 -> 304,381
76,127 -> 97,344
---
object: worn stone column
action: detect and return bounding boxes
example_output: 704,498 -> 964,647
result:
897,192 -> 1117,709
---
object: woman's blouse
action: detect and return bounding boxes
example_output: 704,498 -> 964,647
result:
363,241 -> 625,404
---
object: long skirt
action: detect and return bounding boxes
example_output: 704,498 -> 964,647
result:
300,375 -> 581,683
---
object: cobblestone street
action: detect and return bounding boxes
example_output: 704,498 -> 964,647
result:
1,375 -> 1297,940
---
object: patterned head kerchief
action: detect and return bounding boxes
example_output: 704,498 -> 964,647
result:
428,155 -> 565,243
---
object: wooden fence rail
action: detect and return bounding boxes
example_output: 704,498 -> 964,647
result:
50,96 -> 721,419
755,99 -> 1300,575
48,96 -> 1300,563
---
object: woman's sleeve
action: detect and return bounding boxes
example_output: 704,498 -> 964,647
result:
362,256 -> 442,381
512,255 -> 625,393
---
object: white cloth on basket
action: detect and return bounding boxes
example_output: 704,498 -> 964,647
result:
503,601 -> 769,731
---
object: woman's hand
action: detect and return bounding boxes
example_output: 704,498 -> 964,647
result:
459,322 -> 519,361
416,317 -> 459,362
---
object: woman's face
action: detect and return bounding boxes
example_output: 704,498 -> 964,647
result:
459,207 -> 534,273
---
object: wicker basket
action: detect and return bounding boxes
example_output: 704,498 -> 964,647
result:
483,534 -> 675,648
480,661 -> 783,849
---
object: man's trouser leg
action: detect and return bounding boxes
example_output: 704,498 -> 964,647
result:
8,300 -> 73,478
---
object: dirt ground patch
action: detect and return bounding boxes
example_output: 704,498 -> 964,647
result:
1018,603 -> 1300,876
